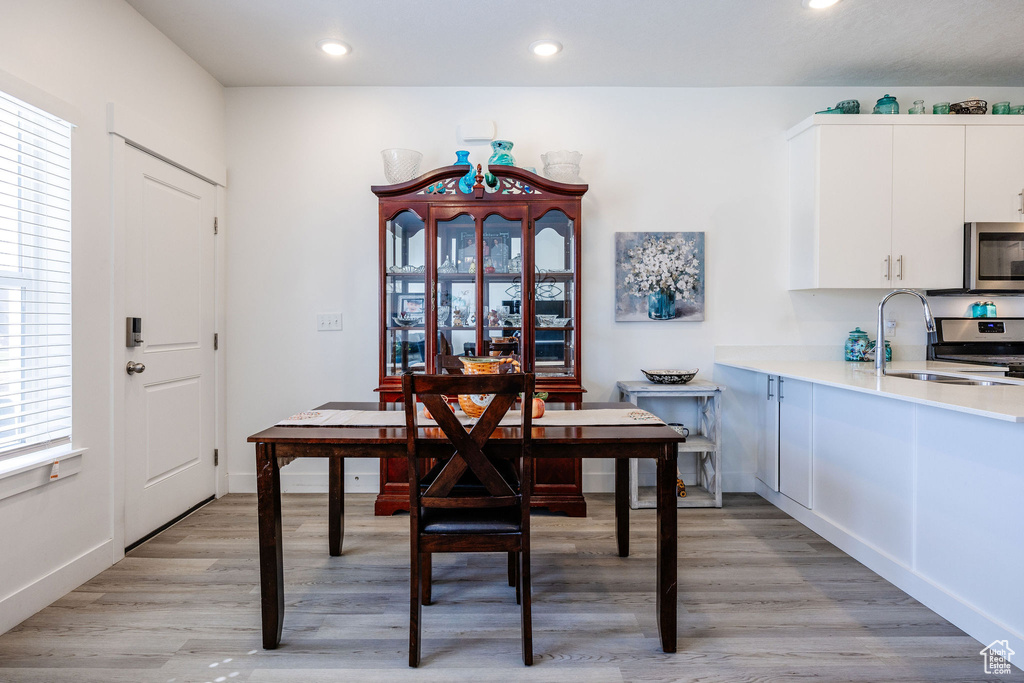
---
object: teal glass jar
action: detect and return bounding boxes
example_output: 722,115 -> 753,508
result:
984,301 -> 997,317
866,340 -> 892,363
933,102 -> 951,114
909,99 -> 926,114
844,327 -> 870,361
992,101 -> 1011,115
872,94 -> 899,114
647,289 -> 676,320
488,140 -> 516,166
971,301 -> 986,317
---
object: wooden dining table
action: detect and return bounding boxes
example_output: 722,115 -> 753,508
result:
248,401 -> 685,653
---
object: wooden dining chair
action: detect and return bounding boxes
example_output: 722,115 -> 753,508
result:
402,371 -> 536,667
434,353 -> 524,591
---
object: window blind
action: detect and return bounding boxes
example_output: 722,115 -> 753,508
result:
0,90 -> 72,457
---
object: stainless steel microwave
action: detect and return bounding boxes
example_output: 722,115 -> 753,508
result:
965,222 -> 1024,292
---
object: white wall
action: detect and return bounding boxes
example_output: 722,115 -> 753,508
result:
0,0 -> 224,634
224,85 -> 1024,495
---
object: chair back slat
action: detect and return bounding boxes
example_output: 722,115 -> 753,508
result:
402,371 -> 534,509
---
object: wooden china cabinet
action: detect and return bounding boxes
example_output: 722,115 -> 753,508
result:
371,164 -> 588,516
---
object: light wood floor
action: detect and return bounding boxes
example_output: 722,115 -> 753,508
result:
0,493 -> 1011,682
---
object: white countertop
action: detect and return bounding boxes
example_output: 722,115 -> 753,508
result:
715,359 -> 1024,423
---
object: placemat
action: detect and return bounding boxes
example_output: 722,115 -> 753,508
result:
277,407 -> 664,428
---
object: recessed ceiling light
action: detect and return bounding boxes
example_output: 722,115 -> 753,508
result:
802,0 -> 840,7
530,40 -> 562,57
317,39 -> 351,56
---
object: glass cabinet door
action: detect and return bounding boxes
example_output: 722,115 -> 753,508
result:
435,212 -> 524,360
435,214 -> 477,359
385,210 -> 426,374
533,210 -> 575,378
481,214 -> 523,357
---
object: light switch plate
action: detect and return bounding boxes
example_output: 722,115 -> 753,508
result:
317,313 -> 342,331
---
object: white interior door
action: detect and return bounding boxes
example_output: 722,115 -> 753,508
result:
124,146 -> 216,546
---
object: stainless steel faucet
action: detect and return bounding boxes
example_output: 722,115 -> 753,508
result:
876,289 -> 935,376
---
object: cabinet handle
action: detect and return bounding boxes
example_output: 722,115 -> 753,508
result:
767,376 -> 774,400
882,256 -> 891,281
1019,190 -> 1023,215
896,255 -> 903,281
778,377 -> 785,401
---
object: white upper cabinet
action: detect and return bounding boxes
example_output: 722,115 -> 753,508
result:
790,124 -> 892,289
891,125 -> 965,289
965,126 -> 1024,223
787,117 -> 994,290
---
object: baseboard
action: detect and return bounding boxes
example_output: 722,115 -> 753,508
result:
0,539 -> 113,635
754,481 -> 1023,652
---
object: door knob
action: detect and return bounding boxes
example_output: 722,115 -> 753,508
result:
126,361 -> 146,375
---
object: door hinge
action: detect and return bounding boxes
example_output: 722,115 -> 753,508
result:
214,332 -> 219,350
214,448 -> 219,466
213,217 -> 219,235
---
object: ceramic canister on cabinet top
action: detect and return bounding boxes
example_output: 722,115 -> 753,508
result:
844,327 -> 870,361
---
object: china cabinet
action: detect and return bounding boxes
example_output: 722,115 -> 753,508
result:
371,164 -> 588,516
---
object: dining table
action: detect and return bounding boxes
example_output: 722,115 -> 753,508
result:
248,401 -> 686,653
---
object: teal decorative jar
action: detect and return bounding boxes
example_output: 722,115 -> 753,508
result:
454,151 -> 476,194
971,301 -> 986,318
872,94 -> 899,114
866,339 -> 892,363
844,327 -> 870,361
488,140 -> 515,166
647,289 -> 676,320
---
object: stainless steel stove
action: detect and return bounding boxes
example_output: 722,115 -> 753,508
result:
928,318 -> 1024,378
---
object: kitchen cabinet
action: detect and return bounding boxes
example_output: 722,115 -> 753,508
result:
891,125 -> 965,288
371,164 -> 588,516
965,125 -> 1024,223
757,374 -> 812,508
777,376 -> 813,509
788,119 -> 965,290
756,374 -> 780,491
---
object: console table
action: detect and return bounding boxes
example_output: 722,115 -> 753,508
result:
616,380 -> 724,508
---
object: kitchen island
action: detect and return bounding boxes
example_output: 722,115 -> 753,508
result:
715,358 -> 1023,651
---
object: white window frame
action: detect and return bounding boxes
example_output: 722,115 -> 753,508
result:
0,88 -> 73,465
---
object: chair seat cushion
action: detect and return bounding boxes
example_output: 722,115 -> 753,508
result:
420,505 -> 521,535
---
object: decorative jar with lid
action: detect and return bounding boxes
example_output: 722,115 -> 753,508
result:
844,327 -> 870,361
872,94 -> 899,114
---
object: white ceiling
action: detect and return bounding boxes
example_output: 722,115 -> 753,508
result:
124,0 -> 1024,88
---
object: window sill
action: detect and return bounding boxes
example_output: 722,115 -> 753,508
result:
0,446 -> 86,502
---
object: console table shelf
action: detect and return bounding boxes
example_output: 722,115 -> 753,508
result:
616,379 -> 724,509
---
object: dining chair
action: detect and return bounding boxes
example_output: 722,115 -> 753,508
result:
434,353 -> 524,592
402,371 -> 536,666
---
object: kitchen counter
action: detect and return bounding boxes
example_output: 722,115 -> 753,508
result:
714,359 -> 1024,423
715,355 -> 1024,650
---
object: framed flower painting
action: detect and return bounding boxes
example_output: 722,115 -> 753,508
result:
614,231 -> 705,321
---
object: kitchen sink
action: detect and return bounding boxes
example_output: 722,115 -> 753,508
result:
884,371 -> 1021,386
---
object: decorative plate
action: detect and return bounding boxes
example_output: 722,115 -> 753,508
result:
641,368 -> 698,384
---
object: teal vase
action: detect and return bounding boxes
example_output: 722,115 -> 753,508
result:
488,140 -> 515,166
454,151 -> 475,194
647,289 -> 676,320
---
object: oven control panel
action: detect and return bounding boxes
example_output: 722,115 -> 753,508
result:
936,318 -> 1024,343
